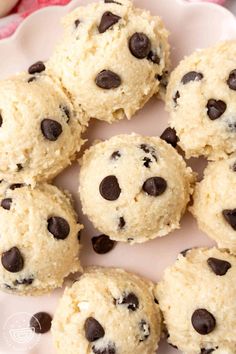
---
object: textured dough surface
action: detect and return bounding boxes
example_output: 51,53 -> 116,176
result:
166,41 -> 236,160
52,267 -> 161,354
79,134 -> 194,243
191,155 -> 236,253
47,0 -> 170,123
156,248 -> 236,354
0,72 -> 85,185
0,183 -> 82,295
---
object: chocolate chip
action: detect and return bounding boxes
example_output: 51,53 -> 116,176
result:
98,11 -> 121,33
9,184 -> 24,190
1,198 -> 12,210
28,61 -> 45,74
118,216 -> 125,229
201,349 -> 215,354
93,345 -> 116,354
47,217 -> 70,240
180,248 -> 192,257
14,277 -> 34,286
173,91 -> 180,106
28,76 -> 36,83
143,157 -> 152,168
207,257 -> 231,276
96,70 -> 121,89
127,238 -> 134,242
129,33 -> 151,59
227,69 -> 236,90
84,317 -> 105,342
30,312 -> 52,334
169,343 -> 178,349
104,0 -> 121,3
17,163 -> 23,171
74,19 -> 80,28
92,235 -> 116,254
60,105 -> 70,122
99,175 -> 121,201
223,209 -> 236,230
160,127 -> 179,148
117,292 -> 139,311
147,51 -> 160,64
139,320 -> 150,341
111,151 -> 121,160
143,177 -> 167,196
1,247 -> 24,273
207,99 -> 226,120
0,113 -> 3,127
140,144 -> 157,161
181,71 -> 203,85
41,119 -> 62,141
154,298 -> 159,304
191,309 -> 216,335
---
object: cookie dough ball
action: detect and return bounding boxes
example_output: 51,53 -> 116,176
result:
0,183 -> 82,295
79,134 -> 194,243
52,267 -> 161,354
156,248 -> 236,354
166,41 -> 236,160
47,0 -> 170,123
191,155 -> 236,253
0,71 -> 86,185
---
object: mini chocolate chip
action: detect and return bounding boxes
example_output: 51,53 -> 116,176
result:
9,184 -> 24,190
173,91 -> 180,106
191,309 -> 216,335
223,209 -> 236,230
84,317 -> 105,342
181,71 -> 203,85
129,33 -> 151,59
207,257 -> 231,276
17,163 -> 23,171
93,345 -> 116,354
160,127 -> 179,148
60,105 -> 70,122
180,248 -> 192,257
30,312 -> 52,334
143,177 -> 167,196
118,216 -> 125,229
201,349 -> 215,354
117,292 -> 139,311
140,144 -> 157,161
154,298 -> 159,304
47,217 -> 70,240
98,11 -> 121,33
207,99 -> 226,120
139,320 -> 150,341
99,175 -> 121,201
77,230 -> 81,241
92,235 -> 116,254
14,277 -> 34,286
28,61 -> 45,74
74,19 -> 80,28
96,70 -> 121,89
104,0 -> 121,3
111,151 -> 121,160
28,76 -> 36,83
1,247 -> 24,273
147,51 -> 160,64
143,157 -> 152,168
41,119 -> 62,141
127,238 -> 134,242
0,113 -> 3,127
1,198 -> 12,210
227,69 -> 236,90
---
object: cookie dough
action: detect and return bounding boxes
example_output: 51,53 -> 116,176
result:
47,0 -> 170,123
0,183 -> 82,295
0,71 -> 86,185
52,267 -> 161,354
156,248 -> 236,354
191,155 -> 236,253
166,41 -> 236,160
79,134 -> 194,243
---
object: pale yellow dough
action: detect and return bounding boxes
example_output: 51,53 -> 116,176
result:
156,248 -> 236,354
79,134 -> 195,244
166,41 -> 236,160
47,0 -> 170,123
0,183 -> 82,296
52,267 -> 161,354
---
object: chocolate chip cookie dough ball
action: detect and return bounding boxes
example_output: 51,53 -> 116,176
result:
47,0 -> 170,123
79,134 -> 194,243
0,183 -> 82,295
52,267 -> 161,354
191,155 -> 236,253
0,71 -> 86,185
156,248 -> 236,354
166,41 -> 236,160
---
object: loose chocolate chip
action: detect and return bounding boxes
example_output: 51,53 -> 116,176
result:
201,349 -> 215,354
84,317 -> 105,342
17,163 -> 23,171
99,175 -> 121,201
74,19 -> 80,28
227,69 -> 236,90
191,309 -> 216,335
28,61 -> 45,74
180,248 -> 192,257
129,33 -> 151,59
143,157 -> 152,168
223,209 -> 236,230
173,91 -> 180,106
143,177 -> 167,197
14,277 -> 34,286
118,216 -> 125,229
93,345 -> 116,354
160,127 -> 179,148
1,247 -> 24,273
111,151 -> 121,160
96,70 -> 121,89
117,292 -> 139,311
9,184 -> 24,190
30,312 -> 52,334
1,198 -> 12,210
98,11 -> 121,33
147,51 -> 160,64
41,119 -> 62,141
207,99 -> 226,120
181,71 -> 203,85
28,76 -> 36,83
207,257 -> 231,276
47,217 -> 70,240
60,105 -> 70,122
0,113 -> 3,127
92,234 -> 116,254
139,320 -> 150,341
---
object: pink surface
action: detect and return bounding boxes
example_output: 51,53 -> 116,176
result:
0,0 -> 235,353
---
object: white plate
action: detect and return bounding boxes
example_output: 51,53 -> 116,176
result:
0,1 -> 236,353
